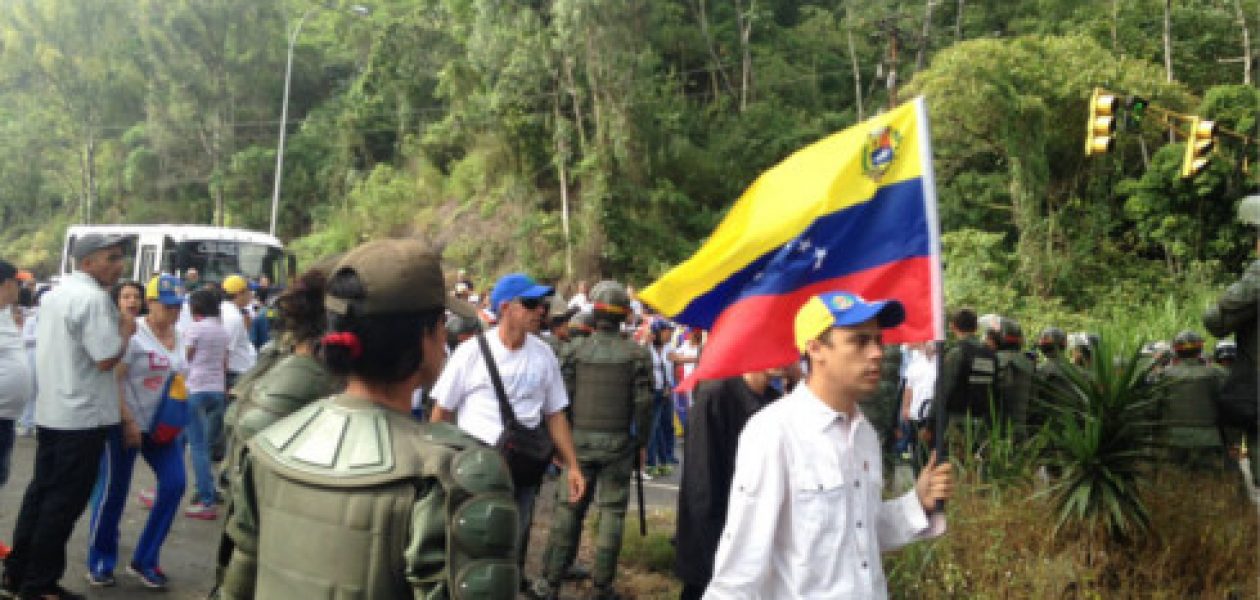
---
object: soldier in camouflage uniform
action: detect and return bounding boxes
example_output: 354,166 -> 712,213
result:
1157,330 -> 1226,471
1031,327 -> 1070,434
994,318 -> 1033,440
928,308 -> 996,451
538,280 -> 652,600
220,239 -> 518,599
212,268 -> 341,596
1204,196 -> 1260,481
543,295 -> 575,357
222,254 -> 343,434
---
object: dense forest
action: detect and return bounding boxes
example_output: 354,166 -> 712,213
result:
0,0 -> 1257,329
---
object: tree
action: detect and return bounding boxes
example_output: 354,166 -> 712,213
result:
0,0 -> 143,223
906,35 -> 1192,297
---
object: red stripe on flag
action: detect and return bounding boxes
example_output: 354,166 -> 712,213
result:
677,256 -> 936,391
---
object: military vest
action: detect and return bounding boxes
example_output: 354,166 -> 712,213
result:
235,353 -> 339,444
948,339 -> 998,418
1161,363 -> 1222,430
238,395 -> 518,599
995,350 -> 1033,429
567,334 -> 636,434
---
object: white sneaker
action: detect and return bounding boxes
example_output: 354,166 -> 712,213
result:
638,469 -> 653,481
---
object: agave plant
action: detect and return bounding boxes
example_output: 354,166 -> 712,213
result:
1035,335 -> 1166,542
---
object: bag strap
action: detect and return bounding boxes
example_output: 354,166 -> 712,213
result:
476,332 -> 520,429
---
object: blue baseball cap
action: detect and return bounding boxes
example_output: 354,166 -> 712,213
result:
489,273 -> 553,314
145,275 -> 184,307
794,291 -> 905,352
650,319 -> 675,334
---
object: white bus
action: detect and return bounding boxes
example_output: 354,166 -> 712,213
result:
60,225 -> 292,286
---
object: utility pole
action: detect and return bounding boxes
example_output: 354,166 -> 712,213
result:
874,14 -> 909,110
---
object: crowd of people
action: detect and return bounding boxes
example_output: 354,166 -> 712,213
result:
845,308 -> 1253,481
0,216 -> 1253,599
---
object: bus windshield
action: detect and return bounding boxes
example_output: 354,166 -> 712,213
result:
166,240 -> 285,283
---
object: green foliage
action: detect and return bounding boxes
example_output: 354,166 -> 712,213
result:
1038,337 -> 1163,541
0,0 -> 1254,323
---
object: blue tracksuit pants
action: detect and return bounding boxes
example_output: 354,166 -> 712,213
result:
86,427 -> 186,574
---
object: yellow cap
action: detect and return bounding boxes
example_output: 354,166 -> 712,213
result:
793,291 -> 905,353
145,275 -> 183,306
222,274 -> 249,295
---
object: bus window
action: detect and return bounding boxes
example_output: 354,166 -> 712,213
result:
138,245 -> 157,283
167,240 -> 283,284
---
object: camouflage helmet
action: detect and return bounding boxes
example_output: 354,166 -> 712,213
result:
589,280 -> 631,325
1036,327 -> 1067,350
1172,330 -> 1205,355
590,280 -> 630,310
998,317 -> 1024,350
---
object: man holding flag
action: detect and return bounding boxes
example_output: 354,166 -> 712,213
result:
703,292 -> 951,598
637,98 -> 955,597
638,98 -> 943,389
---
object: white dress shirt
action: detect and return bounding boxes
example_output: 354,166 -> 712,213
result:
706,383 -> 946,599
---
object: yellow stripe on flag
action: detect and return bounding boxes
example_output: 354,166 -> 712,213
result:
641,100 -> 925,317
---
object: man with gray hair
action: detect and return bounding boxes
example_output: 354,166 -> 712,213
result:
4,235 -> 135,600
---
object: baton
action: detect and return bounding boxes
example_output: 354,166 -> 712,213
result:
634,447 -> 647,536
933,339 -> 948,514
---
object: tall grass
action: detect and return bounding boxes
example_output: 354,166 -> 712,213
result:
885,469 -> 1258,599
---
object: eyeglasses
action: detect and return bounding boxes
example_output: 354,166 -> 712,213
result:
518,297 -> 544,310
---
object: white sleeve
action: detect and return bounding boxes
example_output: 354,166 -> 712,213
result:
704,416 -> 785,599
876,490 -> 946,552
430,342 -> 471,411
79,294 -> 124,363
540,346 -> 569,415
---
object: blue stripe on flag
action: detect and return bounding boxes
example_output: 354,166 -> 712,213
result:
673,177 -> 930,328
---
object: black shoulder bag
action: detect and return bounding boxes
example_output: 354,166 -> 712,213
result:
476,332 -> 555,488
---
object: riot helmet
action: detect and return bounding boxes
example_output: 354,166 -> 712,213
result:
1172,329 -> 1205,359
1036,327 -> 1067,357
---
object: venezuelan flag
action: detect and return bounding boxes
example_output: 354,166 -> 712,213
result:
640,97 -> 943,388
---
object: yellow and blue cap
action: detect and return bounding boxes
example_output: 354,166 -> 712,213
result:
146,275 -> 184,306
794,291 -> 905,352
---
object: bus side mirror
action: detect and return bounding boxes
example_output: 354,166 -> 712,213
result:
287,253 -> 298,284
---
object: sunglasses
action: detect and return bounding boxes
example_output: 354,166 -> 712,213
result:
518,297 -> 544,310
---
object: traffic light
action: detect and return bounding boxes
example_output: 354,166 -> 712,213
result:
1124,95 -> 1148,129
1085,89 -> 1117,156
1180,117 -> 1216,178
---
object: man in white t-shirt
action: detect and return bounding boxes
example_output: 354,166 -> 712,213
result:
216,275 -> 255,463
219,275 -> 257,384
429,272 -> 586,584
